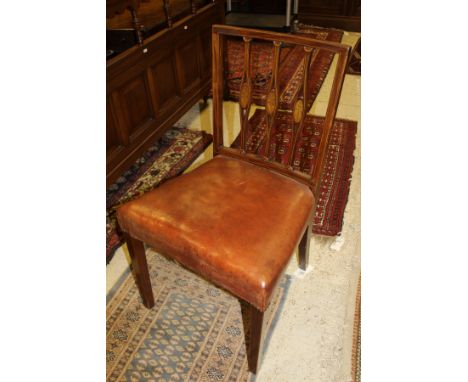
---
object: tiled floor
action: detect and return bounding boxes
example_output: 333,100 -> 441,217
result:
107,31 -> 361,382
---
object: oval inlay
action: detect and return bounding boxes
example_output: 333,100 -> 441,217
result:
293,99 -> 304,123
239,82 -> 250,109
266,89 -> 277,115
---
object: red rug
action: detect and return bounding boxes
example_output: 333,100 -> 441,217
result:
225,27 -> 343,109
233,110 -> 357,236
106,128 -> 212,263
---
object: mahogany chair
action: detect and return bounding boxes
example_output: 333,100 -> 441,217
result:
116,25 -> 350,374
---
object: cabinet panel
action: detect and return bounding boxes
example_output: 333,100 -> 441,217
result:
198,26 -> 212,80
176,38 -> 200,94
196,6 -> 224,80
106,98 -> 121,153
117,73 -> 154,138
299,0 -> 344,15
151,53 -> 180,111
298,0 -> 360,31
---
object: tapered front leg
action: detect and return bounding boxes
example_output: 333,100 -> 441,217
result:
247,304 -> 265,374
298,224 -> 311,270
124,233 -> 155,309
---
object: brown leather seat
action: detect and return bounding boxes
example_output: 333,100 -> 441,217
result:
117,155 -> 314,311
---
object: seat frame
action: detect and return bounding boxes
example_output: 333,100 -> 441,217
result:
119,25 -> 350,375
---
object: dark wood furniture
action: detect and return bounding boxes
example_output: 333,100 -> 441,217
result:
229,0 -> 287,14
116,25 -> 350,374
298,0 -> 360,31
106,0 -> 225,185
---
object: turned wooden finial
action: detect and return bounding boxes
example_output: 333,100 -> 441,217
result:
163,0 -> 173,27
130,8 -> 143,45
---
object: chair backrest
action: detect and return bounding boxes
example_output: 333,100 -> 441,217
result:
211,25 -> 350,197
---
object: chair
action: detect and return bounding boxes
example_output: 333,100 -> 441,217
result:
116,25 -> 349,374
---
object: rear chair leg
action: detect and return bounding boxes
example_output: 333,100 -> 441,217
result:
298,224 -> 311,270
247,304 -> 265,374
124,233 -> 155,309
199,95 -> 209,111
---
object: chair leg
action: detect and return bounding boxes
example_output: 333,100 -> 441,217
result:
247,304 -> 265,374
124,233 -> 155,309
298,224 -> 311,270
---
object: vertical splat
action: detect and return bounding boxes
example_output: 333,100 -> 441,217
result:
239,37 -> 252,152
211,25 -> 350,195
289,46 -> 313,168
265,41 -> 282,160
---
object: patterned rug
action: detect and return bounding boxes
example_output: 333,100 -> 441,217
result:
106,128 -> 212,264
233,109 -> 357,236
351,276 -> 361,382
106,249 -> 291,382
225,26 -> 343,109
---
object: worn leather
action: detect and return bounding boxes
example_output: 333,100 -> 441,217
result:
117,155 -> 315,311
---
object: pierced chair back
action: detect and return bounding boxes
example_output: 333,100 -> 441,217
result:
211,25 -> 350,197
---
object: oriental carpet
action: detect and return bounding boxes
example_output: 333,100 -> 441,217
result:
233,110 -> 357,236
106,249 -> 290,382
106,128 -> 212,264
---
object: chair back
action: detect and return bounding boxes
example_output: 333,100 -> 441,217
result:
211,25 -> 350,196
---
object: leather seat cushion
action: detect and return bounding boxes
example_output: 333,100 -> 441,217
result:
117,155 -> 314,311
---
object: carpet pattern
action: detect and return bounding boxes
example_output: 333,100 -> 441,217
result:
106,249 -> 290,382
233,110 -> 357,236
225,27 -> 343,109
106,128 -> 212,263
352,276 -> 361,382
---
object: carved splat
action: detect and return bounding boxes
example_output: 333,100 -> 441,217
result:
239,37 -> 252,151
239,82 -> 250,109
264,41 -> 282,160
293,98 -> 304,124
289,46 -> 313,169
265,89 -> 277,115
211,25 -> 350,195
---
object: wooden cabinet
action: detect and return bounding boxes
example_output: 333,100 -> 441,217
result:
298,0 -> 360,31
229,0 -> 286,14
106,1 -> 224,185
